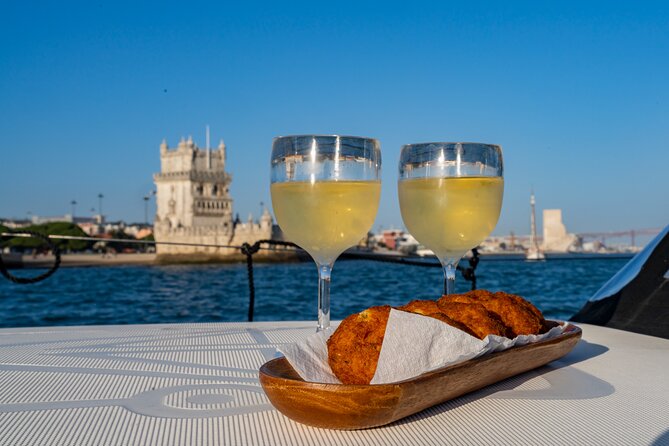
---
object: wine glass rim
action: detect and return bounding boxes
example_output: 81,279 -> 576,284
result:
402,141 -> 501,148
273,134 -> 380,143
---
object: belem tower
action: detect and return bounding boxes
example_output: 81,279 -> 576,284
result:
153,135 -> 281,261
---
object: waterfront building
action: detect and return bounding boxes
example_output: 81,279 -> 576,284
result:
0,219 -> 31,229
123,225 -> 153,239
28,214 -> 104,226
153,135 -> 278,260
2,214 -> 105,235
380,229 -> 404,250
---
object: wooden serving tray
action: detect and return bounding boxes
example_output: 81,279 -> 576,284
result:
259,322 -> 581,430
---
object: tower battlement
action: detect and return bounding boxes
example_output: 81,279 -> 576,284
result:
158,137 -> 228,174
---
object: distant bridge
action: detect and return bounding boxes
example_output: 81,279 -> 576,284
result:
576,228 -> 663,247
505,227 -> 663,247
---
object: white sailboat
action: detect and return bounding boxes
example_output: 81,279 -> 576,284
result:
526,191 -> 546,261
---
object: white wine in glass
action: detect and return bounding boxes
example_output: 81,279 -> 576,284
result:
271,181 -> 381,266
271,135 -> 381,331
398,143 -> 503,295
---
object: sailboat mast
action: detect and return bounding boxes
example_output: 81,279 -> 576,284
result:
530,191 -> 539,250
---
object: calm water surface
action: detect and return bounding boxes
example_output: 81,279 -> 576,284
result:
0,258 -> 628,328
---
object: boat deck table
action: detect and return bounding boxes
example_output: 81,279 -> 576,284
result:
0,321 -> 667,445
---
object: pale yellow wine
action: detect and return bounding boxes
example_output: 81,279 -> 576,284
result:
271,181 -> 381,265
398,177 -> 503,262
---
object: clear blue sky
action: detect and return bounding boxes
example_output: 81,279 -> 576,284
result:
1,1 -> 667,240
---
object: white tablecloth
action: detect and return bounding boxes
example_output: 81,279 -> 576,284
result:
0,322 -> 667,445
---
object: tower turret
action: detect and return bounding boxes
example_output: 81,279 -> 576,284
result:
260,207 -> 273,229
219,139 -> 226,165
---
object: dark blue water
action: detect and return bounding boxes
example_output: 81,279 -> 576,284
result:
0,258 -> 628,328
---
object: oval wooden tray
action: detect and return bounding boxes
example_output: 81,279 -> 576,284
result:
259,322 -> 581,430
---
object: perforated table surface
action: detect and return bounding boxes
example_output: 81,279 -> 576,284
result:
0,322 -> 667,445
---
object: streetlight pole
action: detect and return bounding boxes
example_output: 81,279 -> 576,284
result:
143,196 -> 150,225
71,200 -> 77,220
98,193 -> 104,221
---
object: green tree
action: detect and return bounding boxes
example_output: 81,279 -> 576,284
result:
0,224 -> 8,250
0,222 -> 90,252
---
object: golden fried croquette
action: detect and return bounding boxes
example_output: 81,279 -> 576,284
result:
397,300 -> 477,337
440,290 -> 545,337
327,292 -> 547,384
493,291 -> 545,323
435,300 -> 510,339
327,305 -> 391,385
440,290 -> 494,305
398,299 -> 442,315
480,291 -> 546,336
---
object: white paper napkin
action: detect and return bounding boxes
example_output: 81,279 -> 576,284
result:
279,309 -> 568,385
279,329 -> 340,384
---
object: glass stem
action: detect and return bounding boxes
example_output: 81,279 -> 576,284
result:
317,263 -> 332,332
443,262 -> 457,295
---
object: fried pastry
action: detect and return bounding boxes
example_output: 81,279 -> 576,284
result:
327,291 -> 548,384
439,290 -> 545,337
327,305 -> 391,385
435,300 -> 510,339
480,291 -> 546,336
397,300 -> 477,338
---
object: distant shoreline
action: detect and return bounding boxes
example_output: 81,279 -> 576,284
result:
2,250 -> 634,270
7,253 -> 158,269
340,250 -> 634,266
3,250 -> 305,269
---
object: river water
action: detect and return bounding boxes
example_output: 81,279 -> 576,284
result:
0,258 -> 629,328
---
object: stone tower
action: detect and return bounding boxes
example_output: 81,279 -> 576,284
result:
153,135 -> 277,259
154,136 -> 232,232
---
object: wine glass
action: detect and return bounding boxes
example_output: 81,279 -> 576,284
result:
271,135 -> 381,331
398,142 -> 503,295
